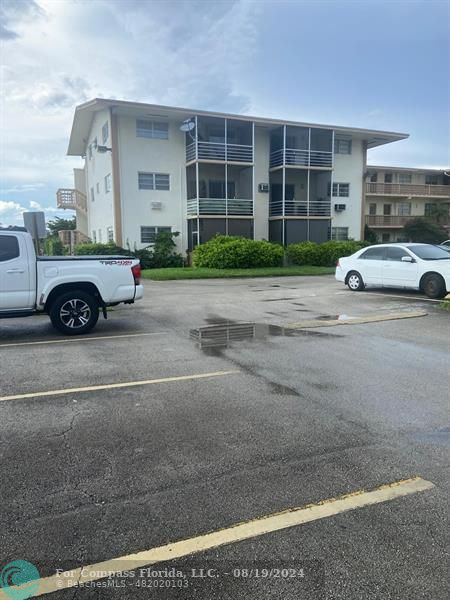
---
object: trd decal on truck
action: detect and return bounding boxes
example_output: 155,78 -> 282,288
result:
100,260 -> 133,265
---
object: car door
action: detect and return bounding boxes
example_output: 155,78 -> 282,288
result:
382,246 -> 418,288
356,246 -> 386,284
0,234 -> 33,310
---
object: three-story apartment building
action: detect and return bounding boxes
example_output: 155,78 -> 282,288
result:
58,98 -> 408,252
364,166 -> 450,242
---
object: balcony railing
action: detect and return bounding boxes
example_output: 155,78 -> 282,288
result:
187,197 -> 253,216
270,200 -> 331,217
270,148 -> 333,169
56,188 -> 87,212
186,141 -> 253,163
365,215 -> 450,227
366,183 -> 450,197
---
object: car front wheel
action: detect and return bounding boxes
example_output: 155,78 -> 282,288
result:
347,271 -> 365,292
422,274 -> 446,299
49,291 -> 99,335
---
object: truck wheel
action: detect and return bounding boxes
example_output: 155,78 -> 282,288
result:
49,291 -> 99,335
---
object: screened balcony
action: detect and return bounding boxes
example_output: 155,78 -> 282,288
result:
186,163 -> 253,217
185,116 -> 253,164
270,126 -> 333,169
269,170 -> 331,217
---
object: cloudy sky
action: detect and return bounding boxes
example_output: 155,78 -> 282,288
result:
1,0 -> 449,226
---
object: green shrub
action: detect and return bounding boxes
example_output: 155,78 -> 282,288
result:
74,242 -> 127,256
286,241 -> 321,266
287,240 -> 368,266
193,235 -> 284,269
73,232 -> 183,269
43,236 -> 65,256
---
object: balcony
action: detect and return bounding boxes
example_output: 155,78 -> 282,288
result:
187,198 -> 253,217
270,148 -> 333,169
56,189 -> 87,212
186,141 -> 253,164
365,215 -> 450,228
366,183 -> 450,198
270,200 -> 331,217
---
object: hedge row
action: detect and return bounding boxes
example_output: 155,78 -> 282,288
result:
193,236 -> 284,269
192,236 -> 367,269
286,240 -> 368,267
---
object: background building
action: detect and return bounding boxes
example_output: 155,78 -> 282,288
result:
58,98 -> 408,252
365,166 -> 450,242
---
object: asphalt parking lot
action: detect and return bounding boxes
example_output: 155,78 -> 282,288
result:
0,275 -> 449,599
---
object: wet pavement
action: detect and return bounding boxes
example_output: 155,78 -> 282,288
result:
0,275 -> 449,599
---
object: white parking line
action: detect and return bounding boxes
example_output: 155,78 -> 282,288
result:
0,371 -> 240,403
0,332 -> 167,349
2,477 -> 433,599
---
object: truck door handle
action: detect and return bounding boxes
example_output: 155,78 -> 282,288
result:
7,269 -> 25,273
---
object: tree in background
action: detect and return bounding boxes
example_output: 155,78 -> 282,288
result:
364,224 -> 378,244
47,216 -> 76,236
403,218 -> 448,244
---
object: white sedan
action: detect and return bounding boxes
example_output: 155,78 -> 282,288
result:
336,243 -> 450,298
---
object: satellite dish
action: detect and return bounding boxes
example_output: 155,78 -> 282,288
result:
179,119 -> 195,132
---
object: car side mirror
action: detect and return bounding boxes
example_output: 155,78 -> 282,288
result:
401,256 -> 414,263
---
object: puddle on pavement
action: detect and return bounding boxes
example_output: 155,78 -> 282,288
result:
190,320 -> 339,351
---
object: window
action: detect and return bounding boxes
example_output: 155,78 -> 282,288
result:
382,233 -> 390,243
384,173 -> 393,183
96,182 -> 100,194
383,204 -> 392,215
90,187 -> 95,202
369,203 -> 377,215
385,247 -> 410,261
398,173 -> 412,184
334,138 -> 352,154
107,227 -> 114,242
330,182 -> 350,197
102,121 -> 109,144
398,202 -> 411,216
105,173 -> 112,193
370,173 -> 378,182
138,172 -> 170,191
92,230 -> 97,243
136,120 -> 169,139
425,174 -> 439,185
331,227 -> 349,240
140,226 -> 172,244
424,203 -> 436,216
360,247 -> 386,260
0,235 -> 20,262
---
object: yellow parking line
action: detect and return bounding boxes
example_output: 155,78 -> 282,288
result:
288,310 -> 427,329
0,371 -> 240,403
1,477 -> 433,599
0,332 -> 167,349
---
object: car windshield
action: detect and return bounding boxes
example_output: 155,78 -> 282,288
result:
408,245 -> 450,260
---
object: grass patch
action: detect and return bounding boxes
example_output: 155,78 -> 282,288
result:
141,266 -> 335,281
439,300 -> 450,312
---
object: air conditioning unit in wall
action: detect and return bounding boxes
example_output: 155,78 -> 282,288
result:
334,204 -> 346,211
258,183 -> 269,193
151,201 -> 162,210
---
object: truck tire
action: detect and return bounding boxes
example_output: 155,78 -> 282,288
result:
49,290 -> 99,335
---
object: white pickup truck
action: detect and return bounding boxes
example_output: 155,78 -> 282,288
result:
0,227 -> 144,335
